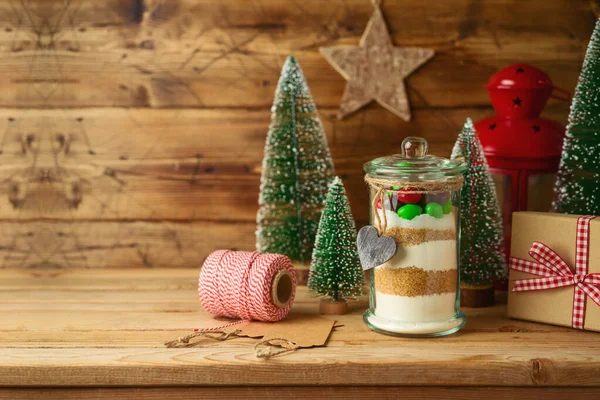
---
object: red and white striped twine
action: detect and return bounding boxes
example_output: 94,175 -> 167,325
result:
197,250 -> 296,332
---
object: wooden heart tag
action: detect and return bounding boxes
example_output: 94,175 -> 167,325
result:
356,225 -> 397,271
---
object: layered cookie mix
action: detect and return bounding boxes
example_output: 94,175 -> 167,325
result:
374,201 -> 459,326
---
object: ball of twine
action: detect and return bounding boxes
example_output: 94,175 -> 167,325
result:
165,250 -> 298,356
198,250 -> 296,323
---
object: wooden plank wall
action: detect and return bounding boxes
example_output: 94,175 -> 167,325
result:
0,0 -> 596,268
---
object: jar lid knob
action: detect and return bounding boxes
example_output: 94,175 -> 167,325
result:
401,137 -> 428,158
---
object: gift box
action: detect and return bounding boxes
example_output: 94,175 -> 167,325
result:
507,212 -> 600,332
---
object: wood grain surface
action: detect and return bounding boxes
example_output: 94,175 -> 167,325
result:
2,387 -> 600,400
0,221 -> 254,268
0,0 -> 594,268
1,106 -> 538,221
0,0 -> 593,108
0,104 -> 568,267
1,268 -> 600,395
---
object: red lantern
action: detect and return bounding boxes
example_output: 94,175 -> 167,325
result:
475,64 -> 569,253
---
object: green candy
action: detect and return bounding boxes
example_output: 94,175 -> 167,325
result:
392,185 -> 402,190
442,200 -> 453,214
425,202 -> 444,219
397,204 -> 423,220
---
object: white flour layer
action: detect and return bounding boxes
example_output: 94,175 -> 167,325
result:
374,291 -> 457,323
379,240 -> 457,272
376,209 -> 456,231
367,313 -> 464,335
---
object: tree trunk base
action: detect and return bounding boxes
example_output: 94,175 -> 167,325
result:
460,284 -> 495,308
319,298 -> 348,315
292,262 -> 309,285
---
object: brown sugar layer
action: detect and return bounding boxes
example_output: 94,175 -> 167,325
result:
382,227 -> 456,247
374,266 -> 457,297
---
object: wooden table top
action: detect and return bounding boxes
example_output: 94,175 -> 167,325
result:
2,268 -> 600,393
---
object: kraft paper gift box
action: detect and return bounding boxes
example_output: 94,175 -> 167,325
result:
507,212 -> 600,332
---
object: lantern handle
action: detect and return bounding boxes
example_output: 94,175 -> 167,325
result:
548,84 -> 571,102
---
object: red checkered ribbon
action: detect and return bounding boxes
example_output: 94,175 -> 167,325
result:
509,216 -> 600,330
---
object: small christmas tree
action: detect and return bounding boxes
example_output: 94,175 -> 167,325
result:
552,21 -> 600,215
451,118 -> 506,306
308,177 -> 364,314
256,56 -> 335,265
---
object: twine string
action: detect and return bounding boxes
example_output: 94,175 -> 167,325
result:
254,338 -> 300,358
164,250 -> 297,356
371,186 -> 386,234
165,331 -> 300,358
164,329 -> 242,348
199,250 -> 295,323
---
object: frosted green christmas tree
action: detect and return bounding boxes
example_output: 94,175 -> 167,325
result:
308,177 -> 364,301
256,56 -> 335,264
552,21 -> 600,215
451,118 -> 506,285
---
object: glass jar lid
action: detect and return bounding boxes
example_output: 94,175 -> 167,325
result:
363,137 -> 466,181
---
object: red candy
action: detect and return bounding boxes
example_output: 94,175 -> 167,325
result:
376,198 -> 383,209
397,192 -> 422,204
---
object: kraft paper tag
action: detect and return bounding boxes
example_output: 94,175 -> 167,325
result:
224,313 -> 335,348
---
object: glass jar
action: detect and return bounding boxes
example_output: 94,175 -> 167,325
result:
362,137 -> 466,337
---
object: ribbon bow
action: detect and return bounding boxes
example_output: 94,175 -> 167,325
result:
509,216 -> 599,329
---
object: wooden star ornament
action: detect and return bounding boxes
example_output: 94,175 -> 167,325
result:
320,4 -> 434,121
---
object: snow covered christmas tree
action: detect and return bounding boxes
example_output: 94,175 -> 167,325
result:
451,118 -> 506,306
552,21 -> 600,215
308,177 -> 364,314
256,56 -> 335,265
